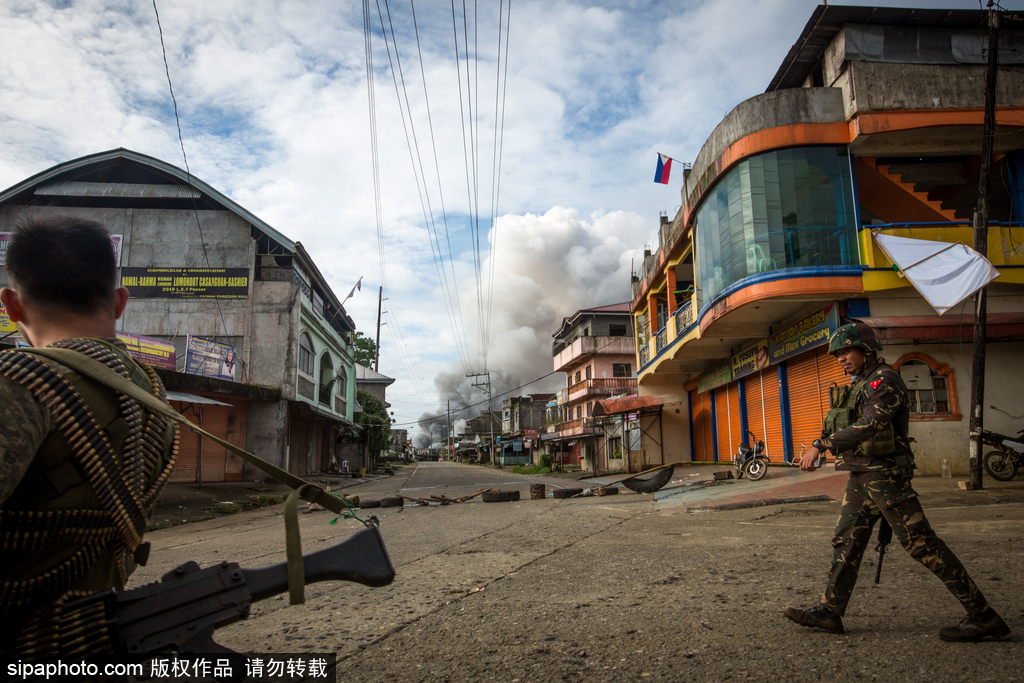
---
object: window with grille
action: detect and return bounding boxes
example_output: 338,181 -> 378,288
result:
613,363 -> 631,377
895,357 -> 959,419
585,366 -> 592,380
609,323 -> 628,337
298,332 -> 315,377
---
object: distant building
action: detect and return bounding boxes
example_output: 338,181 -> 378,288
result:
501,394 -> 554,466
461,410 -> 502,463
544,303 -> 636,471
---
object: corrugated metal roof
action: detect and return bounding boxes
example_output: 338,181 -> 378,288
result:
166,390 -> 232,406
0,148 -> 296,252
36,181 -> 201,198
767,5 -> 993,92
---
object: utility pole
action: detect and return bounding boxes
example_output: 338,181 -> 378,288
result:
374,286 -> 383,372
970,3 -> 999,490
467,371 -> 495,466
446,399 -> 451,460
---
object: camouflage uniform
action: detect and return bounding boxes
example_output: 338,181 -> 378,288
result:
0,337 -> 177,651
815,328 -> 989,618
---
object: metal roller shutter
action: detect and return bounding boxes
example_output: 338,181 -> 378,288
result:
745,370 -> 786,462
169,401 -> 199,483
200,406 -> 229,483
787,353 -> 826,457
690,391 -> 706,461
714,388 -> 733,462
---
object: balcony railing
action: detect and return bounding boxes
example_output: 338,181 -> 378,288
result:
655,327 -> 668,353
566,377 -> 638,402
318,383 -> 332,407
674,300 -> 694,331
554,417 -> 603,434
639,344 -> 650,366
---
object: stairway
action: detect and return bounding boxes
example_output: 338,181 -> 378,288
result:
861,158 -> 958,221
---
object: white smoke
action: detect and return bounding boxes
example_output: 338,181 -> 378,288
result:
417,206 -> 652,440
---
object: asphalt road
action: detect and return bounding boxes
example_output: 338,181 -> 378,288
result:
132,462 -> 1024,682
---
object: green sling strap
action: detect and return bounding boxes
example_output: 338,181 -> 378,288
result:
26,347 -> 364,605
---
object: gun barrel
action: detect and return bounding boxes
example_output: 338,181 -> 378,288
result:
243,525 -> 396,601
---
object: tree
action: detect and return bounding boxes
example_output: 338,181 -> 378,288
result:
349,331 -> 377,368
356,389 -> 391,464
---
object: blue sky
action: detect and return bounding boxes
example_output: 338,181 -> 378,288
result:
1,0 -> 1015,441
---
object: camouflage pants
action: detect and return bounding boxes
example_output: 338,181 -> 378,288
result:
820,470 -> 988,617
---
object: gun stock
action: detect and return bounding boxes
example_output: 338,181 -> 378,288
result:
94,525 -> 394,656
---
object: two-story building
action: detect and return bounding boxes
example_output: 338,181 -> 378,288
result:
545,303 -> 637,471
631,5 -> 1024,475
0,148 -> 362,481
461,410 -> 502,464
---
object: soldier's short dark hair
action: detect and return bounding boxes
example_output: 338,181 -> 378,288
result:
6,215 -> 118,315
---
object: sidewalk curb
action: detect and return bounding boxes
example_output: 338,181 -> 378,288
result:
683,494 -> 834,513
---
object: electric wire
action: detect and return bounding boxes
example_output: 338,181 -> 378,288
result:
376,0 -> 473,375
152,0 -> 239,377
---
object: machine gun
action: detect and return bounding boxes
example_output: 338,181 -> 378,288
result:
51,524 -> 394,657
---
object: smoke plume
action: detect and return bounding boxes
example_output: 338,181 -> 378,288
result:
417,206 -> 651,442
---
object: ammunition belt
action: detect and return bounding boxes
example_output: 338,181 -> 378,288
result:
8,590 -> 114,656
0,340 -> 178,615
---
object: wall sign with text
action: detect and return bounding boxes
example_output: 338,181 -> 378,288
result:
121,267 -> 249,298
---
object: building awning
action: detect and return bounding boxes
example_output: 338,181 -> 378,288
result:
166,391 -> 232,407
594,394 -> 680,417
289,400 -> 362,430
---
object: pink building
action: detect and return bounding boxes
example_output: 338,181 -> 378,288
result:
544,302 -> 636,471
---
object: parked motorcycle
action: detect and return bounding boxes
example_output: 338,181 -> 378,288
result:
980,428 -> 1024,481
734,431 -> 769,481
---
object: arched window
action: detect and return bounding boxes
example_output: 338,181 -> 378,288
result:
337,365 -> 348,396
893,353 -> 961,422
298,332 -> 315,377
319,351 -> 334,386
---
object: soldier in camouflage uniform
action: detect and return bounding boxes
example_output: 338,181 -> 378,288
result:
0,216 -> 177,653
783,323 -> 1010,641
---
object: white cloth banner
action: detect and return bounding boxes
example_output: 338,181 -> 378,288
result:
874,232 -> 1000,315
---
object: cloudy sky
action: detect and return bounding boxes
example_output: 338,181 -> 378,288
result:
0,0 -> 1004,443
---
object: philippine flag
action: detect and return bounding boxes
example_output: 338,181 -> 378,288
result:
654,153 -> 672,184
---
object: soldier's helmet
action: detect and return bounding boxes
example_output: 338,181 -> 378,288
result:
828,322 -> 882,355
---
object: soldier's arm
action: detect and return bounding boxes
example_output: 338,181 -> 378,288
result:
821,374 -> 901,454
0,376 -> 52,505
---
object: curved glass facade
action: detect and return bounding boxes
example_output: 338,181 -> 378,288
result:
694,146 -> 858,304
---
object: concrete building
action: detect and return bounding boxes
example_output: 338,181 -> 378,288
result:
501,394 -> 554,466
461,410 -> 502,463
0,148 -> 362,481
543,303 -> 637,471
355,362 -> 395,407
631,5 -> 1024,475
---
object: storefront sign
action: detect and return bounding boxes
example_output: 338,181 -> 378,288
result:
117,331 -> 176,371
513,439 -> 523,452
184,335 -> 238,381
697,359 -> 732,394
525,429 -> 539,440
121,267 -> 249,298
731,339 -> 769,380
768,302 -> 839,364
2,232 -> 121,265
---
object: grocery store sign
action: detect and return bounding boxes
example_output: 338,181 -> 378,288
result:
768,302 -> 839,364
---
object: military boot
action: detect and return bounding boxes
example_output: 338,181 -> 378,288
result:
938,608 -> 1010,642
784,606 -> 844,634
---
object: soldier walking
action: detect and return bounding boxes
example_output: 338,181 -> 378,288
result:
784,323 -> 1010,641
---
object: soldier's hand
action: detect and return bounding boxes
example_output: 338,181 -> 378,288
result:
799,447 -> 821,471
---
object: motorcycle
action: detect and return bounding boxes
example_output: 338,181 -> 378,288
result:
980,428 -> 1024,481
734,430 -> 769,481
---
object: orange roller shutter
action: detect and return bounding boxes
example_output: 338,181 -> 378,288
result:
691,390 -> 706,461
787,353 -> 826,457
746,370 -> 786,463
224,403 -> 247,481
714,388 -> 733,461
